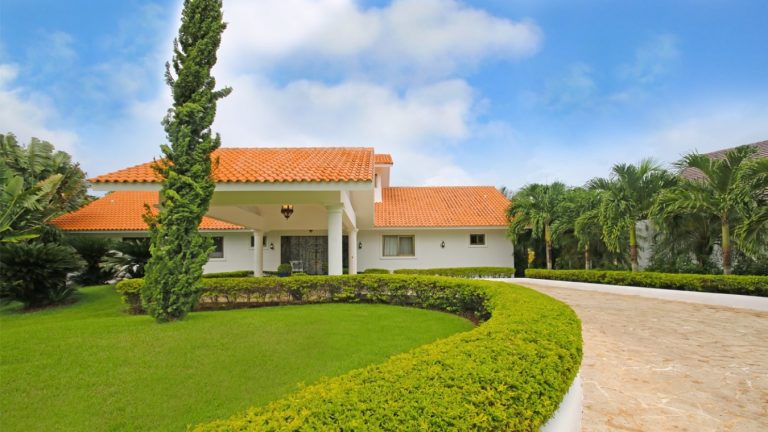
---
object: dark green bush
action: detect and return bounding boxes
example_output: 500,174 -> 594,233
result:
0,242 -> 85,308
363,268 -> 391,274
167,275 -> 580,431
393,266 -> 515,278
277,263 -> 292,277
525,269 -> 768,297
65,236 -> 116,285
203,270 -> 254,278
100,239 -> 151,281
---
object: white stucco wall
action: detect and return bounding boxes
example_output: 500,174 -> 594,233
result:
356,229 -> 514,272
68,228 -> 515,274
202,232 -> 256,274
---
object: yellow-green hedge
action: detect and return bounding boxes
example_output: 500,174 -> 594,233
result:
525,269 -> 768,297
393,266 -> 515,278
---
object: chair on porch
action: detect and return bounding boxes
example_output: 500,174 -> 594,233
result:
290,260 -> 304,274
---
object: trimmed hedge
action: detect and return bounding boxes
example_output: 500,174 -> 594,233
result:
362,268 -> 391,274
393,266 -> 515,278
525,269 -> 768,297
203,270 -> 254,278
182,275 -> 582,431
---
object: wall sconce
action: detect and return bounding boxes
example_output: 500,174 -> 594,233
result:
269,242 -> 275,250
280,204 -> 294,219
440,241 -> 445,248
358,241 -> 363,249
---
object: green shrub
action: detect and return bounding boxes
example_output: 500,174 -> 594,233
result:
203,270 -> 254,278
185,275 -> 581,431
525,269 -> 768,297
277,263 -> 292,277
114,278 -> 144,314
100,239 -> 151,281
393,266 -> 515,278
0,242 -> 85,308
363,268 -> 390,274
65,236 -> 116,285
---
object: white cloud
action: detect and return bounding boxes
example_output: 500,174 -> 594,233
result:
0,63 -> 79,155
218,0 -> 542,79
212,76 -> 478,185
620,34 -> 679,84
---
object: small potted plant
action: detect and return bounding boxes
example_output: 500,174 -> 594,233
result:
277,263 -> 292,277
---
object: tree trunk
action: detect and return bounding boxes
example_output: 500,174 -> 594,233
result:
584,242 -> 592,270
629,222 -> 639,272
545,224 -> 553,270
721,216 -> 732,275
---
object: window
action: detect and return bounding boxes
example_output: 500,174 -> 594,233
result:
382,235 -> 415,257
209,236 -> 224,259
469,234 -> 486,246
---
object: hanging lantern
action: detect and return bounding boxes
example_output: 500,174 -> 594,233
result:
280,204 -> 294,219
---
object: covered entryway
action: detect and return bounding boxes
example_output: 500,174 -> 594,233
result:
280,235 -> 349,275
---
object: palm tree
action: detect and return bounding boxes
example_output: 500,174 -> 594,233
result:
735,157 -> 768,256
552,187 -> 602,270
507,182 -> 568,270
590,159 -> 675,272
655,145 -> 759,274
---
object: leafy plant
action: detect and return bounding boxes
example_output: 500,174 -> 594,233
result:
507,182 -> 568,270
100,239 -> 151,281
0,242 -> 85,308
590,159 -> 676,271
277,263 -> 292,277
362,268 -> 391,274
142,0 -> 232,322
393,267 -> 515,278
655,146 -> 760,274
66,236 -> 116,285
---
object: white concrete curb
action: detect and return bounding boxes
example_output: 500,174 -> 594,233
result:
540,372 -> 582,432
504,278 -> 768,312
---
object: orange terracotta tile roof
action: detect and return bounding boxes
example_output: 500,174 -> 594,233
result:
375,186 -> 510,227
51,191 -> 245,232
89,147 -> 375,184
374,154 -> 393,165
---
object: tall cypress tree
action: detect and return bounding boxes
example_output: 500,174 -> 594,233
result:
142,0 -> 231,322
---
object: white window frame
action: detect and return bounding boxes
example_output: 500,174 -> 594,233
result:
381,235 -> 416,258
208,236 -> 225,260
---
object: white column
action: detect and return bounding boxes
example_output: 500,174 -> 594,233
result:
253,231 -> 263,277
348,228 -> 358,275
326,205 -> 344,275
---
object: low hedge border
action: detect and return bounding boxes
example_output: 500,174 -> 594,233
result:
191,276 -> 582,431
525,269 -> 768,297
115,275 -> 582,430
203,270 -> 254,278
393,266 -> 515,278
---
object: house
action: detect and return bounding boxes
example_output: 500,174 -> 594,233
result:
53,148 -> 513,275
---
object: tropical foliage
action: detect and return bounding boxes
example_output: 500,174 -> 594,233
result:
142,0 -> 231,322
100,238 -> 152,281
507,182 -> 568,270
505,145 -> 767,275
0,242 -> 85,308
0,133 -> 87,242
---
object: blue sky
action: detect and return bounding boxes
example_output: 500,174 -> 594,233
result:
1,0 -> 767,189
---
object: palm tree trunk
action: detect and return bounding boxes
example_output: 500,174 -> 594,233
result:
584,242 -> 592,270
629,222 -> 639,272
721,215 -> 732,275
544,224 -> 553,270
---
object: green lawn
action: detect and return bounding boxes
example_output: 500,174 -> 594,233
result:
0,285 -> 472,431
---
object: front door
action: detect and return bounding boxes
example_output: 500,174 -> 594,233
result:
281,236 -> 348,275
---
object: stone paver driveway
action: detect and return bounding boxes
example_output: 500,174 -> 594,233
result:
515,280 -> 768,432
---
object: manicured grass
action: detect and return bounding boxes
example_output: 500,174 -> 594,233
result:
0,285 -> 472,432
